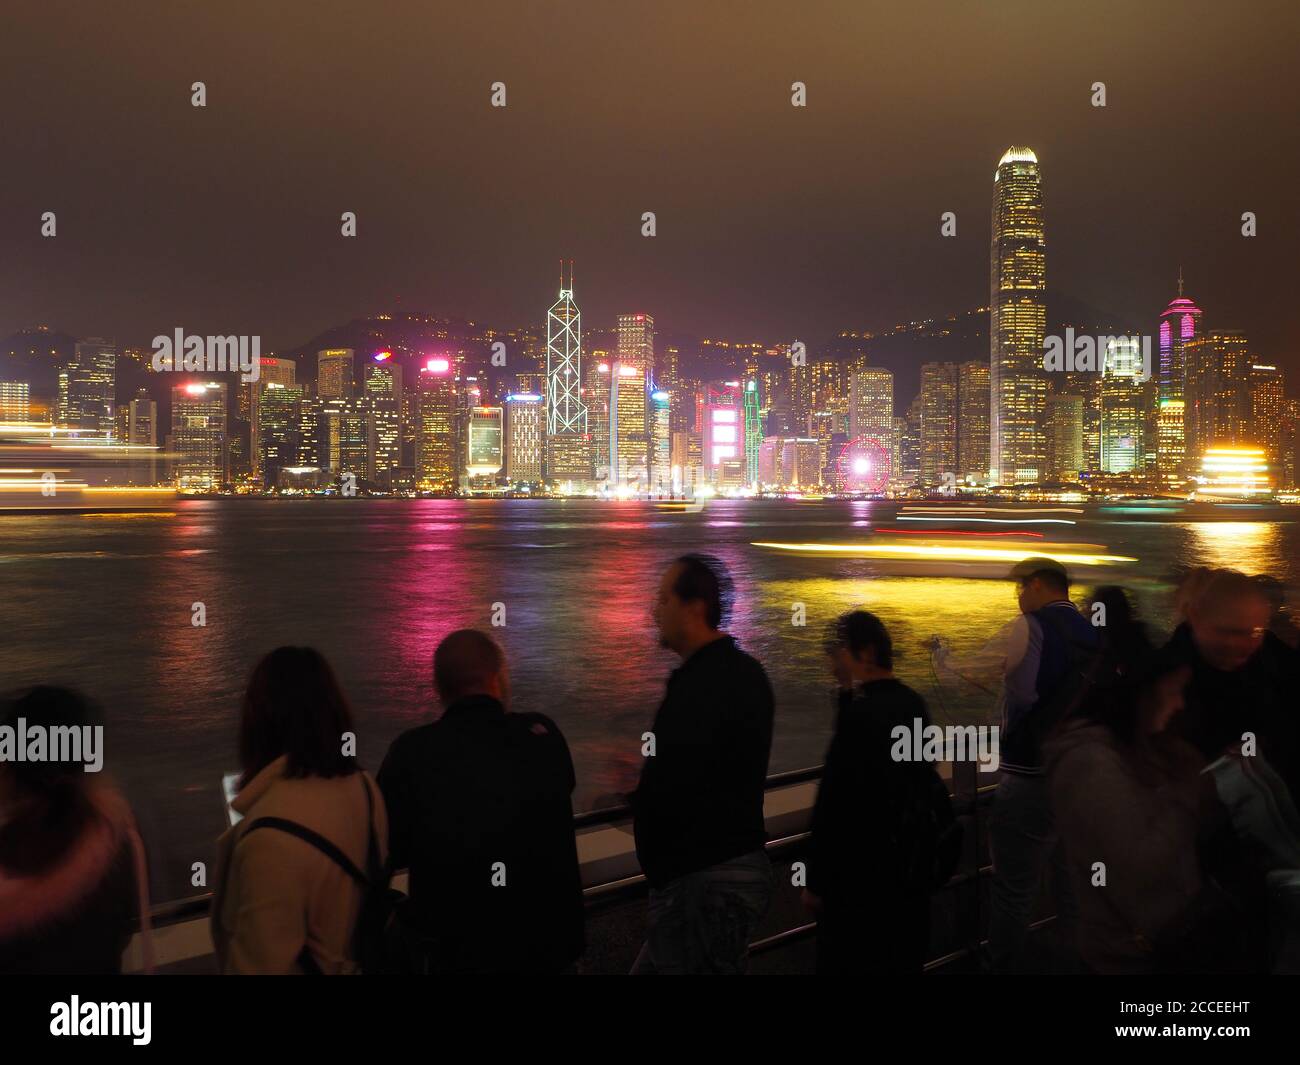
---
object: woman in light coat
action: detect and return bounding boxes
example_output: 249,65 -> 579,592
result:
212,647 -> 387,974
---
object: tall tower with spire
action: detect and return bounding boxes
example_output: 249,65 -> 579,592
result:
545,262 -> 591,483
1156,271 -> 1202,482
989,147 -> 1047,485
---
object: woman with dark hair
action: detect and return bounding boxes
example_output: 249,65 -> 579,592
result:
211,647 -> 387,974
0,687 -> 152,974
1045,660 -> 1263,972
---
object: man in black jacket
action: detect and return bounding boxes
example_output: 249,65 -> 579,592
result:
630,554 -> 775,974
1162,569 -> 1300,801
804,611 -> 935,974
378,629 -> 584,973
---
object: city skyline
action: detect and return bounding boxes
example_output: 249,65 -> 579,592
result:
1,2 -> 1297,374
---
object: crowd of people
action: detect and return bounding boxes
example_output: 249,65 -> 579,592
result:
1,554 -> 1298,975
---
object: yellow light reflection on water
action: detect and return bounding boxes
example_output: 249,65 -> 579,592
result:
752,540 -> 1136,566
1180,522 -> 1284,575
759,575 -> 1021,727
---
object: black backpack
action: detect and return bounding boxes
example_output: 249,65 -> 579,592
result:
896,762 -> 964,892
243,774 -> 409,974
1028,608 -> 1111,751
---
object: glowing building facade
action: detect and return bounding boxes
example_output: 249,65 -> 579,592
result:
171,381 -> 228,489
989,147 -> 1047,484
1156,278 -> 1202,480
545,264 -> 589,481
505,393 -> 544,484
1100,337 -> 1146,474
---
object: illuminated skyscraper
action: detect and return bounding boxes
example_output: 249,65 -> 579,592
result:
920,362 -> 957,487
650,389 -> 672,493
1157,275 -> 1202,480
989,147 -> 1047,484
850,369 -> 893,443
584,359 -> 612,483
610,362 -> 648,486
58,339 -> 117,437
617,313 -> 655,371
743,380 -> 762,485
956,361 -> 990,484
1250,363 -> 1285,468
126,389 -> 157,486
545,263 -> 590,481
1100,337 -> 1146,474
417,358 -> 459,492
466,406 -> 504,484
505,393 -> 544,484
171,381 -> 227,489
0,381 -> 30,423
317,349 -> 355,399
251,357 -> 297,477
1046,393 -> 1084,481
257,382 -> 304,486
1185,328 -> 1249,469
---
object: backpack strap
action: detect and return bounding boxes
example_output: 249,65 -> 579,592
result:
242,816 -> 369,887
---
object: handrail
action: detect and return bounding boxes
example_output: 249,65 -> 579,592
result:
138,762 -> 832,929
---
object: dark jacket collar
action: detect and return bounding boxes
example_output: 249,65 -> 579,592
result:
440,693 -> 507,722
674,634 -> 737,674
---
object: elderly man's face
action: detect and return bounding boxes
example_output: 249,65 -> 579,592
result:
1189,593 -> 1270,672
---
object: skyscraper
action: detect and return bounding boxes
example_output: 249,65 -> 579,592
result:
1185,329 -> 1249,469
617,313 -> 655,371
466,406 -> 504,484
58,339 -> 117,437
610,362 -> 648,487
650,389 -> 672,493
545,263 -> 590,482
920,362 -> 957,487
989,147 -> 1047,484
0,381 -> 31,423
1046,393 -> 1084,481
170,381 -> 227,489
417,358 -> 458,492
504,393 -> 544,484
1100,337 -> 1146,474
317,349 -> 355,399
956,362 -> 990,484
850,369 -> 893,445
126,389 -> 157,486
1157,276 -> 1202,480
257,382 -> 304,486
1250,363 -> 1285,470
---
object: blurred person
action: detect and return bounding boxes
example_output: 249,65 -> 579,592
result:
0,687 -> 151,974
1162,568 -> 1300,801
378,629 -> 583,974
804,611 -> 947,974
1046,661 -> 1262,973
630,554 -> 775,974
1253,574 -> 1300,651
211,647 -> 387,974
931,557 -> 1099,971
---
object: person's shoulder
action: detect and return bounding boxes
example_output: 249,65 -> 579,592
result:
727,641 -> 773,685
505,710 -> 570,746
381,721 -> 442,770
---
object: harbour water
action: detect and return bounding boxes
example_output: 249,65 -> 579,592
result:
2,497 -> 1296,901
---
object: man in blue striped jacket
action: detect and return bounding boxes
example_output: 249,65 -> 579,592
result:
933,557 -> 1098,972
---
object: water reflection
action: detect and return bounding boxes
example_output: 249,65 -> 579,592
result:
1181,521 -> 1285,574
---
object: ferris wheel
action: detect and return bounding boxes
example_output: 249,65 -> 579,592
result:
837,434 -> 891,494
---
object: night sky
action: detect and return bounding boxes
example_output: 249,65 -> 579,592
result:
2,0 -> 1297,373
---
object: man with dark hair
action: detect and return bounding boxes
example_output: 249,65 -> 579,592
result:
630,555 -> 775,973
932,557 -> 1097,972
378,629 -> 583,973
804,611 -> 936,973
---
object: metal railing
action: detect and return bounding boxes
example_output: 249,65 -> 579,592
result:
132,761 -> 1007,974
